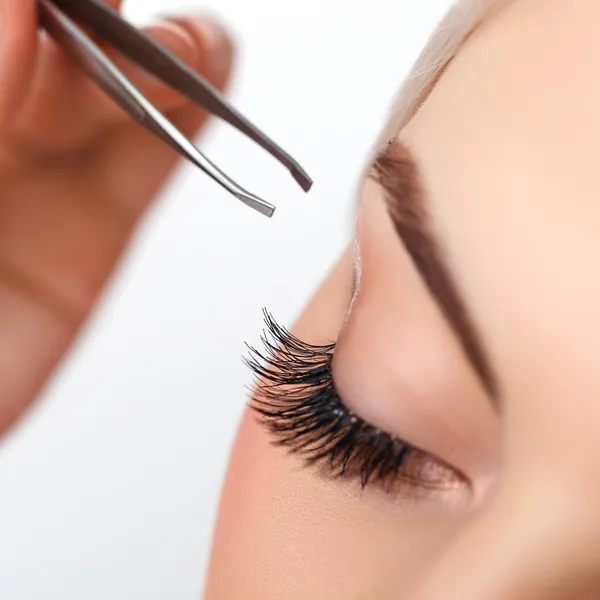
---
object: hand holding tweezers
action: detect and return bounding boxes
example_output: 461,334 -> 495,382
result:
37,0 -> 313,217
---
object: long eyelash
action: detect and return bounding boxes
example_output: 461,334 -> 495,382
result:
244,310 -> 428,492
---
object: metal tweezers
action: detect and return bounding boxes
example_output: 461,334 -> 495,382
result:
37,0 -> 312,217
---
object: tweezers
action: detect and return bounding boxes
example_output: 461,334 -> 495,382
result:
37,0 -> 313,217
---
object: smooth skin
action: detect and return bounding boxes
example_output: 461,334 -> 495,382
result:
0,0 -> 233,434
207,0 -> 600,598
5,0 -> 600,598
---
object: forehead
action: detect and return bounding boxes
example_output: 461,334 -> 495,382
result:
397,0 -> 600,403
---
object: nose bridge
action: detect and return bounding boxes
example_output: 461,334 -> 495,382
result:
400,329 -> 600,598
442,318 -> 600,597
405,384 -> 600,599
405,470 -> 600,600
411,333 -> 600,598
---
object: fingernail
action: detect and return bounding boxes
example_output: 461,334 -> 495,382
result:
191,17 -> 233,79
145,20 -> 198,66
193,17 -> 227,55
165,15 -> 230,72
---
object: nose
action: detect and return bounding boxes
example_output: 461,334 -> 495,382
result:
405,478 -> 600,600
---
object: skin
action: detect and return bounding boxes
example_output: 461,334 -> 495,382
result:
0,0 -> 233,434
206,0 -> 600,598
3,0 -> 600,598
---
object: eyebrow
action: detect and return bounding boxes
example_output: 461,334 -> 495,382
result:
368,138 -> 498,400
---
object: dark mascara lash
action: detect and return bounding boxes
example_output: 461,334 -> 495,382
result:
244,310 -> 442,492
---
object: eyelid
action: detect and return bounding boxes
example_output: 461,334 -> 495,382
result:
334,189 -> 500,489
246,311 -> 466,498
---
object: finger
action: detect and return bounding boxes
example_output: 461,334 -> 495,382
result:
83,19 -> 202,124
80,0 -> 124,44
3,15 -> 211,156
0,0 -> 39,130
172,16 -> 235,94
0,0 -> 133,153
94,17 -> 235,218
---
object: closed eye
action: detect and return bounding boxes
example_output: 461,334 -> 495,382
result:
245,310 -> 464,497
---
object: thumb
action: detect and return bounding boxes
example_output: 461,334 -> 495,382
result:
0,0 -> 39,130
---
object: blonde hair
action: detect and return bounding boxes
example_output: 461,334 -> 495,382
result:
384,0 -> 518,137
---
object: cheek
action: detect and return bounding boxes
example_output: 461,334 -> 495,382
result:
205,251 -> 469,599
206,410 -> 468,600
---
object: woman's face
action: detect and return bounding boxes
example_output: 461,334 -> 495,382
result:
207,1 -> 600,597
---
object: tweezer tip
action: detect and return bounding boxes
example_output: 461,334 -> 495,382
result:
291,165 -> 313,192
262,205 -> 276,218
234,191 -> 275,218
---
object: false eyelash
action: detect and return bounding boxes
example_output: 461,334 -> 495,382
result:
244,310 -> 447,493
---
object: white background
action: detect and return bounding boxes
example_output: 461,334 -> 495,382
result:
0,1 -> 451,598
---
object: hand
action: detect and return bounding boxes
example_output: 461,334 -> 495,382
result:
0,0 -> 234,435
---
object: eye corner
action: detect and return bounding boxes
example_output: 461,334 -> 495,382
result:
245,311 -> 474,506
